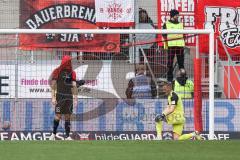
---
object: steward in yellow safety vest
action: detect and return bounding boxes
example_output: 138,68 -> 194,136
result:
162,9 -> 186,82
173,68 -> 194,99
162,10 -> 185,48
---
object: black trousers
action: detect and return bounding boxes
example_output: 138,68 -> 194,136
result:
167,47 -> 185,82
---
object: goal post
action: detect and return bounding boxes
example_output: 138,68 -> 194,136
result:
209,30 -> 215,140
0,29 -> 215,140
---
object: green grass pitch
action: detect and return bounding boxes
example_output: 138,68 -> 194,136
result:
0,141 -> 239,160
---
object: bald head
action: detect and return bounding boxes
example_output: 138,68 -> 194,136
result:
177,68 -> 186,78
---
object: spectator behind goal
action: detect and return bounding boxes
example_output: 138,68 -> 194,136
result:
139,8 -> 154,27
126,64 -> 157,99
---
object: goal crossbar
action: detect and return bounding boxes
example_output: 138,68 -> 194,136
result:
0,29 -> 213,34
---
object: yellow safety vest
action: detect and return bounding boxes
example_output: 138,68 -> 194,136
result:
174,80 -> 194,99
166,21 -> 185,47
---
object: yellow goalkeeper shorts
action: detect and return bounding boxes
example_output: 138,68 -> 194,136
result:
166,112 -> 185,125
166,112 -> 185,136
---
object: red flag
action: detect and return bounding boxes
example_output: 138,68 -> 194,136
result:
196,0 -> 240,56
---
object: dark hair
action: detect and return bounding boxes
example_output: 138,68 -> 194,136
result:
139,8 -> 147,14
139,8 -> 152,24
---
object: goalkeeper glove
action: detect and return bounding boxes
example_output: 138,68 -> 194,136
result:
155,114 -> 166,122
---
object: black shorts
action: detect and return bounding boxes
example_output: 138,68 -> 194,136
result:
55,94 -> 73,114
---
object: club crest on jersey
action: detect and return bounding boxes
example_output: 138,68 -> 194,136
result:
171,101 -> 176,105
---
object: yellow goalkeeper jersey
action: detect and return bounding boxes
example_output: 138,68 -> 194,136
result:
166,91 -> 185,124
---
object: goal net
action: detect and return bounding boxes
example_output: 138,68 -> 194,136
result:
0,29 -> 215,140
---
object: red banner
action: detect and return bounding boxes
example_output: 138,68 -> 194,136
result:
19,0 -> 120,52
157,0 -> 197,46
196,0 -> 240,56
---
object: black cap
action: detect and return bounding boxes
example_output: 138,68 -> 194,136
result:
170,9 -> 179,18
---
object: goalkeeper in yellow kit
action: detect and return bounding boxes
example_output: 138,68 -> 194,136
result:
155,81 -> 202,140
